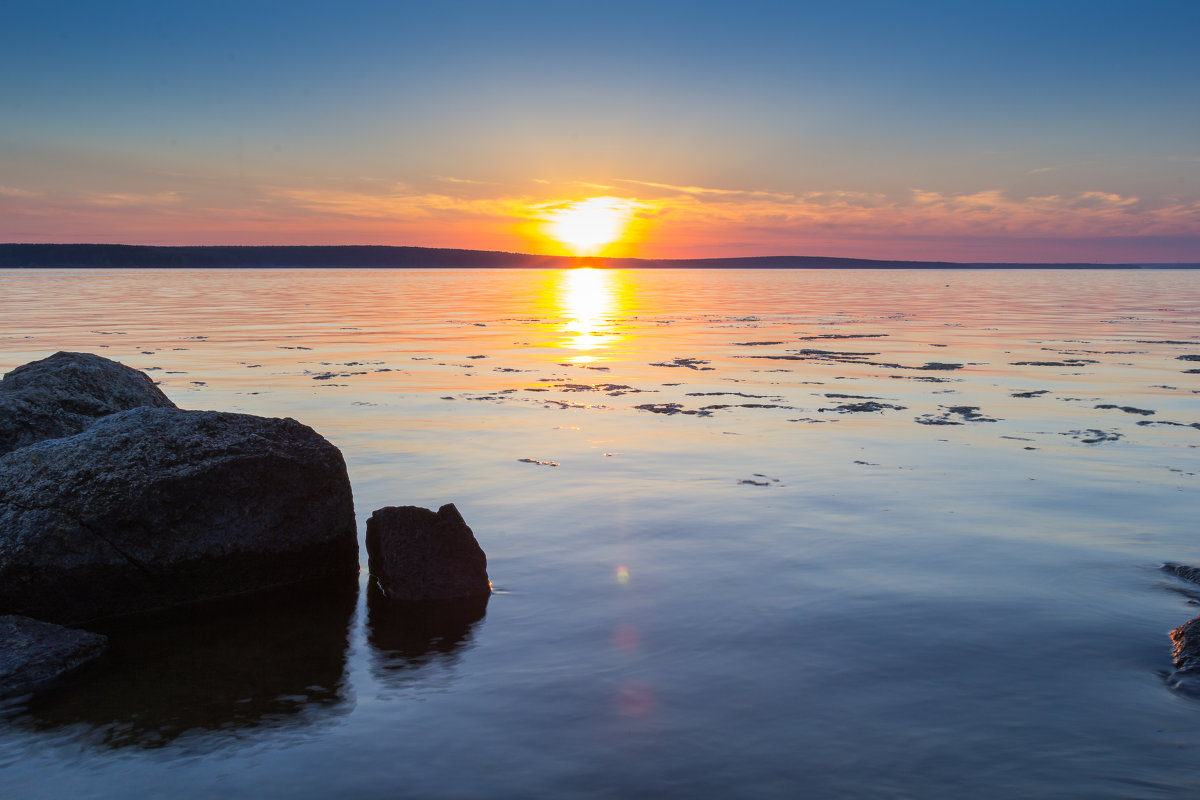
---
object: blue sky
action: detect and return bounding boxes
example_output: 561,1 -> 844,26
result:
2,0 -> 1197,260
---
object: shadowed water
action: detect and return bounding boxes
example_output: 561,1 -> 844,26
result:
1,267 -> 1199,798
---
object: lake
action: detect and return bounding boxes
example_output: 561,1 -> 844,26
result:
2,267 -> 1199,798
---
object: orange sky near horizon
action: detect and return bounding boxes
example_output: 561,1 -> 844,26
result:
2,2 -> 1198,263
5,178 -> 1199,263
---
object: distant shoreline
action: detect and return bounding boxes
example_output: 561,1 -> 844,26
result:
0,243 -> 1196,270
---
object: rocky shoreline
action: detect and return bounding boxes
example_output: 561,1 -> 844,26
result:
0,352 -> 489,700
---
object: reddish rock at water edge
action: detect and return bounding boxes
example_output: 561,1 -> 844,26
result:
0,406 -> 359,625
366,504 -> 491,602
1161,564 -> 1200,677
0,615 -> 109,699
0,351 -> 175,456
1170,616 -> 1200,673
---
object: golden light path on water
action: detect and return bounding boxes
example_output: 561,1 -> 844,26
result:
552,267 -> 625,363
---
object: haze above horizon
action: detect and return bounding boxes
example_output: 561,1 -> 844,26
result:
2,0 -> 1198,263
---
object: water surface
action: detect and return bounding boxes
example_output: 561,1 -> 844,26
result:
2,268 -> 1199,798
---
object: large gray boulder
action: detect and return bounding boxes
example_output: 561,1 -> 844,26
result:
0,406 -> 358,624
0,351 -> 174,456
0,615 -> 108,699
366,504 -> 490,602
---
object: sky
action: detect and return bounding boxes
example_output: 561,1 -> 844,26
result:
2,0 -> 1198,262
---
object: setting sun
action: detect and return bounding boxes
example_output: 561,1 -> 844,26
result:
545,197 -> 637,256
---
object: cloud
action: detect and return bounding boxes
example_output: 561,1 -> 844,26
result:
567,181 -> 616,191
615,178 -> 795,202
258,181 -> 1200,250
264,185 -> 533,221
81,191 -> 184,207
648,186 -> 1200,239
4,170 -> 1197,260
435,175 -> 494,185
0,185 -> 41,198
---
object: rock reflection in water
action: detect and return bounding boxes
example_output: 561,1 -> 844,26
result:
18,577 -> 357,750
366,581 -> 487,687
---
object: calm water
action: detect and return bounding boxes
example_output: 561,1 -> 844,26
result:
2,267 -> 1199,798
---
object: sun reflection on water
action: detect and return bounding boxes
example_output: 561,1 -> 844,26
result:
553,268 -> 626,362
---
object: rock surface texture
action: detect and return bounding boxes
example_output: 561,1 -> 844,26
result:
1171,616 -> 1200,673
1162,563 -> 1200,676
0,351 -> 175,456
0,406 -> 358,624
366,504 -> 490,601
0,615 -> 109,699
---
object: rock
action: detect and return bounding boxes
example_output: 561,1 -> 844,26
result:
366,504 -> 490,601
0,615 -> 108,699
1163,562 -> 1200,585
0,406 -> 358,624
1171,616 -> 1200,672
0,351 -> 175,456
1163,565 -> 1200,677
819,400 -> 906,413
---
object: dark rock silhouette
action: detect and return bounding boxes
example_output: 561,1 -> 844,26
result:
0,615 -> 108,699
0,406 -> 358,624
18,578 -> 356,749
0,351 -> 174,455
366,504 -> 490,601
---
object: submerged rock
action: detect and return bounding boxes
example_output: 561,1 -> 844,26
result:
915,405 -> 998,425
366,504 -> 490,602
1163,562 -> 1200,585
0,615 -> 108,699
819,400 -> 906,413
0,351 -> 175,456
0,406 -> 358,624
1094,404 -> 1155,416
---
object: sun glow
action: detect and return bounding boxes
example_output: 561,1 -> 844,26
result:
545,197 -> 637,256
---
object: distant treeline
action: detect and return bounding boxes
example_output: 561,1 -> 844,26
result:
0,244 -> 1193,269
0,244 -> 568,269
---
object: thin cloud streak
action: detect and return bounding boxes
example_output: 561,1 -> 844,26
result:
0,185 -> 42,198
616,178 -> 796,201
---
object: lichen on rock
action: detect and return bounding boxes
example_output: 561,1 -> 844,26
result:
0,351 -> 174,456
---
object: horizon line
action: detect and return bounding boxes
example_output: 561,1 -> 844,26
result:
0,242 -> 1197,269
